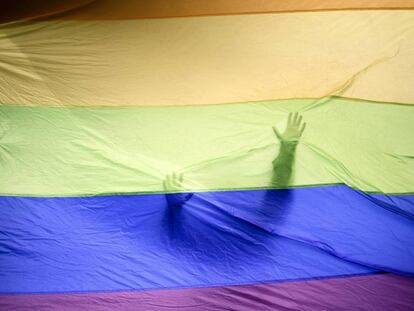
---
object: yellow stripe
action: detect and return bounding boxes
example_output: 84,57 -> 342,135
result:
1,11 -> 413,107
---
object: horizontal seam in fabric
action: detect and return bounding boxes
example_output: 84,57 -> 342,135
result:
1,95 -> 413,109
0,271 -> 384,296
27,7 -> 414,22
1,184 -> 413,198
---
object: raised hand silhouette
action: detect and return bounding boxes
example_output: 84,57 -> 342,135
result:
273,112 -> 306,144
163,172 -> 193,208
271,112 -> 306,187
163,172 -> 184,192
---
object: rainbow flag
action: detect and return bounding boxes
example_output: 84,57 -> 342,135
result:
1,1 -> 414,310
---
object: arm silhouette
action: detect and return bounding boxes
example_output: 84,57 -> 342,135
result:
271,112 -> 306,187
162,112 -> 305,208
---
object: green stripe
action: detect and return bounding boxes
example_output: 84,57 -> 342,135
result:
1,96 -> 413,196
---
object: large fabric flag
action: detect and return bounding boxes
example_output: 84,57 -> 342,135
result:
1,1 -> 414,310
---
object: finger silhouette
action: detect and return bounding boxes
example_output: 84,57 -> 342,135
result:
296,115 -> 303,126
272,126 -> 281,139
300,122 -> 306,135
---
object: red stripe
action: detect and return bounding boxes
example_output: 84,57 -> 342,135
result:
2,0 -> 414,23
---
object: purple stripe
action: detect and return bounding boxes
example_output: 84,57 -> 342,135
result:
1,274 -> 413,311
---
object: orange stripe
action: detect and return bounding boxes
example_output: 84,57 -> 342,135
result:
2,11 -> 414,106
2,0 -> 414,22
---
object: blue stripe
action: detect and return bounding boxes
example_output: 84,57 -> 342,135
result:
0,185 -> 413,294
